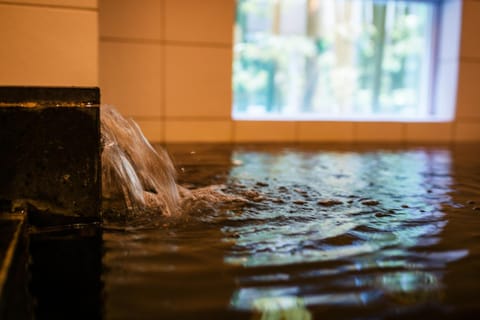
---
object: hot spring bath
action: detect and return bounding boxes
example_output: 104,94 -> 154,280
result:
2,89 -> 479,319
98,143 -> 479,319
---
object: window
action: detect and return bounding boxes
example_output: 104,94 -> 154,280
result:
232,0 -> 449,121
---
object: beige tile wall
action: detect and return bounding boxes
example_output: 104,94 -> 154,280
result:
6,0 -> 97,8
99,0 -> 480,143
455,0 -> 480,141
99,0 -> 234,142
0,0 -> 98,86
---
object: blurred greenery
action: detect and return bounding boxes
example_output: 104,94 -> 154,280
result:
233,0 -> 434,117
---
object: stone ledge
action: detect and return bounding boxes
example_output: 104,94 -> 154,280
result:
0,86 -> 99,107
0,87 -> 101,221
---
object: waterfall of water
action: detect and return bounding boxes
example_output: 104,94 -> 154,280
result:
101,105 -> 180,216
101,105 -> 246,219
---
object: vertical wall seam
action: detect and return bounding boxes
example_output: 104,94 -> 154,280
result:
160,0 -> 166,143
230,120 -> 235,143
352,122 -> 358,144
294,121 -> 299,144
452,121 -> 458,142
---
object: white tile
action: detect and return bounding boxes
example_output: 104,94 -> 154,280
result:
405,123 -> 453,142
454,121 -> 480,141
461,0 -> 480,59
355,123 -> 405,142
165,120 -> 232,142
455,61 -> 480,119
0,4 -> 98,86
99,0 -> 162,40
165,45 -> 232,118
131,118 -> 164,142
234,121 -> 296,142
165,0 -> 234,44
100,41 -> 162,117
298,122 -> 354,142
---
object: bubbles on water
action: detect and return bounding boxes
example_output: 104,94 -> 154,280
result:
179,184 -> 247,215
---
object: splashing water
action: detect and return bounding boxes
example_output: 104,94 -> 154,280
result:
101,105 -> 180,216
100,105 -> 245,219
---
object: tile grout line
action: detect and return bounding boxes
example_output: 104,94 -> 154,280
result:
455,116 -> 480,122
460,56 -> 480,63
160,0 -> 166,143
294,121 -> 300,144
230,118 -> 236,143
100,36 -> 232,49
451,120 -> 457,143
0,1 -> 97,11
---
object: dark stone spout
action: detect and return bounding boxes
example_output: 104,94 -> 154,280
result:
0,86 -> 101,223
0,86 -> 102,319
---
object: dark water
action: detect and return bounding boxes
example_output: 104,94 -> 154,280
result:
101,144 -> 480,319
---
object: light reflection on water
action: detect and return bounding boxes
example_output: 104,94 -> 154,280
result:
223,148 -> 467,316
102,145 -> 480,319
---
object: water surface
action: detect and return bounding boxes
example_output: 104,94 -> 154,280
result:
102,144 -> 480,319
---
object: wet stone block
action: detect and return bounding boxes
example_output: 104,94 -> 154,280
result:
29,224 -> 103,320
0,87 -> 101,222
0,213 -> 30,320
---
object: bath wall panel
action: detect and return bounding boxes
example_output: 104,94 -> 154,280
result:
164,45 -> 232,119
100,41 -> 163,118
164,0 -> 234,44
131,118 -> 164,143
96,0 -> 480,143
455,61 -> 480,119
298,122 -> 355,143
234,121 -> 296,143
454,0 -> 480,140
461,0 -> 480,59
0,2 -> 98,86
165,120 -> 232,143
405,123 -> 454,143
99,0 -> 162,40
454,121 -> 480,141
355,123 -> 405,143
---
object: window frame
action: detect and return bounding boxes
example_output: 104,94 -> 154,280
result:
231,0 -> 460,123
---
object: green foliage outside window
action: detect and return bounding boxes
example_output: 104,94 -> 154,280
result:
233,0 -> 435,119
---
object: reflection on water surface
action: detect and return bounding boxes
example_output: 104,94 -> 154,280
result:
103,145 -> 480,319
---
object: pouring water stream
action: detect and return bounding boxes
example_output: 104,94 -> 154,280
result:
100,105 -> 245,219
